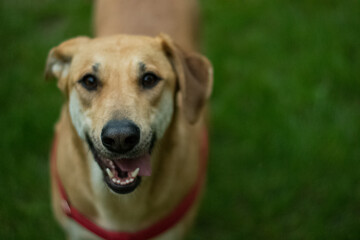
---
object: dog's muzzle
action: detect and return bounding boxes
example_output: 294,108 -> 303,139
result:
86,119 -> 155,194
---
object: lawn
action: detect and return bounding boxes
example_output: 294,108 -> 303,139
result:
1,0 -> 360,239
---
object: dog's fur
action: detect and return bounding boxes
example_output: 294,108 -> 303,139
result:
94,0 -> 199,51
46,1 -> 212,239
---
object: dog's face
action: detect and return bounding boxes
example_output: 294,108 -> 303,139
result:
46,34 -> 212,194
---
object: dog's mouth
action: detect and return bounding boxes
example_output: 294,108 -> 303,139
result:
86,135 -> 154,194
97,155 -> 151,194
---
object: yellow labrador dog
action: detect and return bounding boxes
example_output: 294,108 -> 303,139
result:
46,1 -> 212,240
46,31 -> 212,240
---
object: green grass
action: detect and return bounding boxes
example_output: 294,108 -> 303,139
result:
1,0 -> 360,239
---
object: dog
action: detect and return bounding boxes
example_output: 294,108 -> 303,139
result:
46,1 -> 213,239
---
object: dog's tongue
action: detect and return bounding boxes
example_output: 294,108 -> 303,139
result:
113,154 -> 152,176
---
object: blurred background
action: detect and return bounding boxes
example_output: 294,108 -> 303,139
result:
1,0 -> 360,239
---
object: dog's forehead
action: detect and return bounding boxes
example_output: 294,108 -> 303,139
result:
74,35 -> 168,72
86,35 -> 162,57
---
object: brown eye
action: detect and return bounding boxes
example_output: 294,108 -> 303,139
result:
141,73 -> 160,89
79,74 -> 98,91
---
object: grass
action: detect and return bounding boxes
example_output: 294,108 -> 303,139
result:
1,0 -> 360,239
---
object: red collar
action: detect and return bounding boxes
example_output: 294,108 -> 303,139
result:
51,129 -> 208,240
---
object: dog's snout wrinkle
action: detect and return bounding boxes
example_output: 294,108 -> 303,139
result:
101,120 -> 140,154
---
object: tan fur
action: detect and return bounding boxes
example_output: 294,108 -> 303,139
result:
47,1 -> 212,239
94,0 -> 199,51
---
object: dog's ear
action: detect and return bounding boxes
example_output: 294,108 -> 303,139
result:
158,34 -> 213,124
44,36 -> 90,92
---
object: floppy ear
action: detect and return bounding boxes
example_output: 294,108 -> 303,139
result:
44,36 -> 90,92
159,34 -> 213,124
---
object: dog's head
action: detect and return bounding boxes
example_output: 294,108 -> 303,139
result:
45,34 -> 212,194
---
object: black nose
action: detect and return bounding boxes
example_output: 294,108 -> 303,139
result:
101,120 -> 140,153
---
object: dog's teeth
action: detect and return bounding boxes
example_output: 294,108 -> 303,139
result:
112,178 -> 117,183
106,168 -> 114,178
117,179 -> 121,184
130,168 -> 140,178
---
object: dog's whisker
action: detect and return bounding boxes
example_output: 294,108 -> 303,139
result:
92,116 -> 108,122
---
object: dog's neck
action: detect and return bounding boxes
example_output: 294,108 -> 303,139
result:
55,104 -> 202,232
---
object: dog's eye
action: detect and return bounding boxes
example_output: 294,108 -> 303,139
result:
141,73 -> 160,89
79,74 -> 98,91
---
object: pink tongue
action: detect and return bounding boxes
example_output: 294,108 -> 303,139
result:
113,154 -> 152,176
